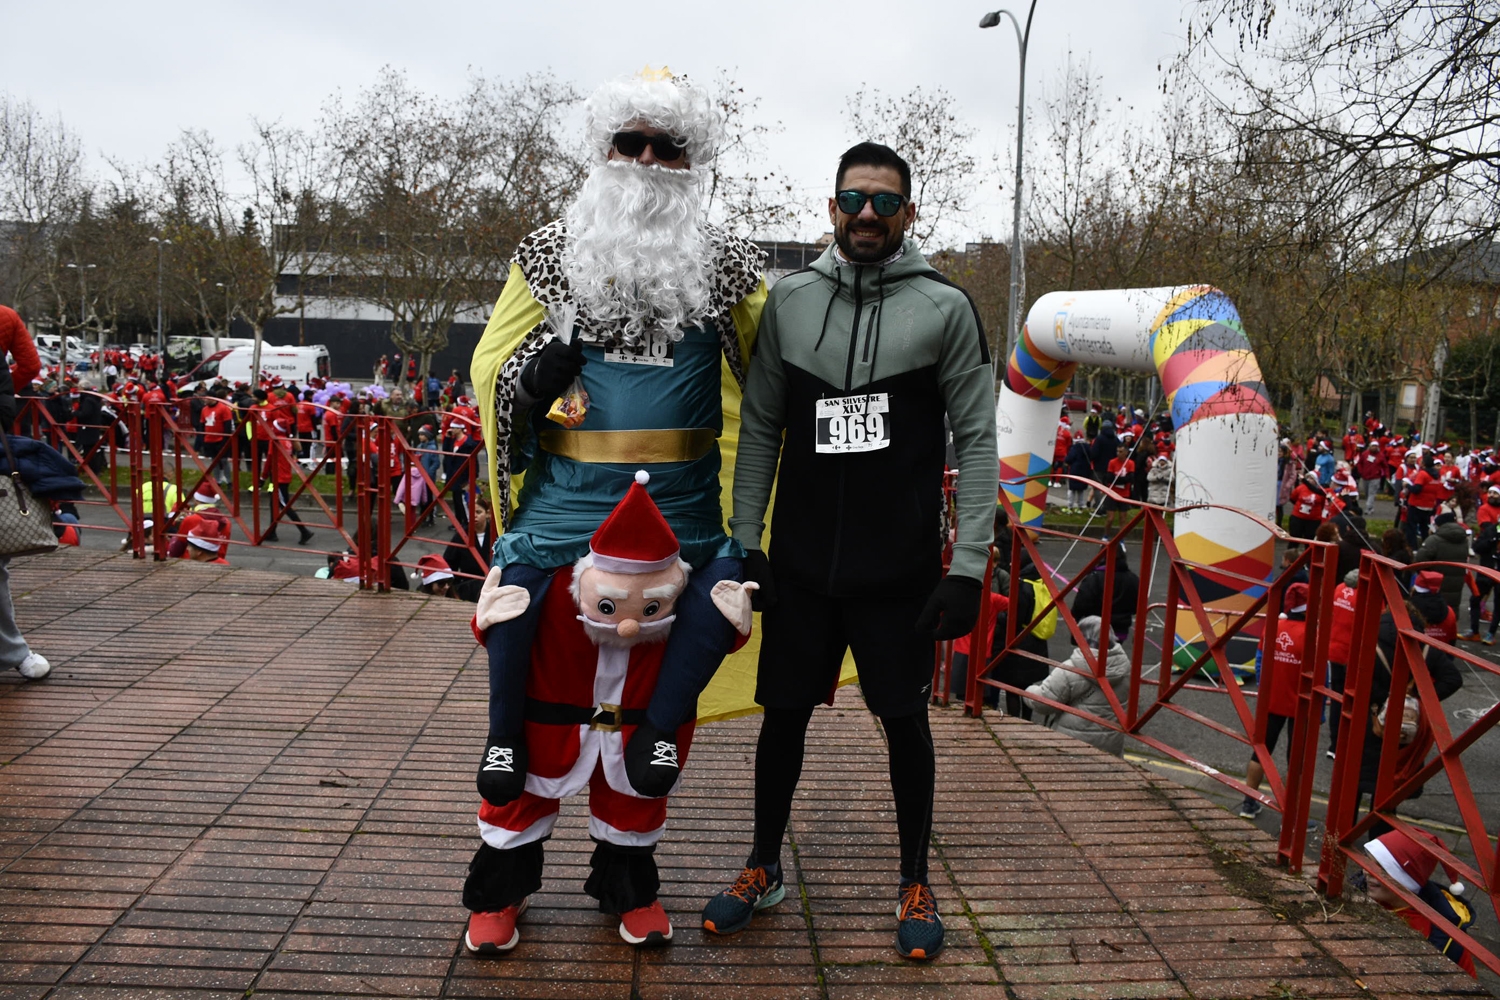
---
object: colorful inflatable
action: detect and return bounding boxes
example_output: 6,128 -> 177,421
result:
996,286 -> 1279,666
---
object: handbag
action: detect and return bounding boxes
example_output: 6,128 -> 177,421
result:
0,433 -> 60,558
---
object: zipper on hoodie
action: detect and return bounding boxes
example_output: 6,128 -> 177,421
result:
828,264 -> 864,593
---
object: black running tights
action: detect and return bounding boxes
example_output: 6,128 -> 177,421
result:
752,705 -> 935,883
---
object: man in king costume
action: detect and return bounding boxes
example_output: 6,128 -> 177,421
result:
464,68 -> 767,950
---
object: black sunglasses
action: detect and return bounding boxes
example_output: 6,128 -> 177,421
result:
836,189 -> 907,217
612,131 -> 686,162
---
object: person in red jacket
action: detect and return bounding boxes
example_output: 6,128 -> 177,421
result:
1240,581 -> 1310,819
0,305 -> 41,392
1051,413 -> 1073,487
1463,485 -> 1500,644
1361,827 -> 1479,978
199,392 -> 234,484
1355,442 -> 1385,509
265,417 -> 314,545
1287,473 -> 1325,539
1325,570 -> 1359,757
1341,425 -> 1364,462
1403,453 -> 1439,548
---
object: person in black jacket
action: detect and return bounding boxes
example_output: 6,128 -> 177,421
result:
443,493 -> 494,602
1064,437 -> 1093,512
0,359 -> 51,680
1355,577 -> 1463,834
1070,543 -> 1140,643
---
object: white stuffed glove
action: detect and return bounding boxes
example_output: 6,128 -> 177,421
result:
475,565 -> 531,631
710,579 -> 760,636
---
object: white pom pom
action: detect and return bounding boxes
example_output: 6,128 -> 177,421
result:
635,470 -> 650,486
1450,881 -> 1466,896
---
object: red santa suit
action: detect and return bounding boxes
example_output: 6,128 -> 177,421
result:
466,472 -> 752,925
474,564 -> 701,853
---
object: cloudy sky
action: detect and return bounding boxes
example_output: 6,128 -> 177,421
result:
6,0 -> 1198,241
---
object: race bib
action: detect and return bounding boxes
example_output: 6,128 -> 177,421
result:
603,329 -> 674,367
815,393 -> 890,453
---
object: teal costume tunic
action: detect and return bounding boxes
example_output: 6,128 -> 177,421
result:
494,321 -> 744,571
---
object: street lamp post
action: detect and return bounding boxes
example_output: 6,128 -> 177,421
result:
149,236 -> 172,356
981,2 -> 1037,384
63,262 -> 96,382
214,282 -> 229,353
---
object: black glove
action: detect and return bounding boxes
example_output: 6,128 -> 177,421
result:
520,340 -> 586,401
623,722 -> 680,798
475,735 -> 529,807
744,549 -> 777,612
915,575 -> 983,640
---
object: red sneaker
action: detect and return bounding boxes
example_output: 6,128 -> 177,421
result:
465,898 -> 529,954
618,899 -> 673,946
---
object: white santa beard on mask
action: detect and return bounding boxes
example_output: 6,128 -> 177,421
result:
576,614 -> 676,648
564,159 -> 709,348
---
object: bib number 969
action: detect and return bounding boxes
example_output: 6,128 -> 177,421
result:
815,393 -> 891,454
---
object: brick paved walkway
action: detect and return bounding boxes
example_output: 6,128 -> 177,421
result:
0,549 -> 1484,999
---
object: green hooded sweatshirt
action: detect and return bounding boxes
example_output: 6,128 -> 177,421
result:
731,240 -> 998,595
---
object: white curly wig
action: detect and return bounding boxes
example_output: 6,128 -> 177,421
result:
583,71 -> 722,173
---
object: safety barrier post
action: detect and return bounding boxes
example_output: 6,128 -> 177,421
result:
961,548 -> 996,717
128,402 -> 146,558
355,415 -> 373,589
374,416 -> 392,593
1277,539 -> 1338,868
147,403 -> 167,560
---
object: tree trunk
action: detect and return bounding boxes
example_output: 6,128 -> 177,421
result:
1289,384 -> 1306,439
251,323 -> 264,384
1422,340 -> 1448,442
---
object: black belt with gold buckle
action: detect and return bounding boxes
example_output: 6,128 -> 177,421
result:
524,697 -> 647,732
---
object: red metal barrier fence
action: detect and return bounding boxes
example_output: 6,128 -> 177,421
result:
1319,551 -> 1500,975
945,472 -> 1497,976
25,393 -> 486,593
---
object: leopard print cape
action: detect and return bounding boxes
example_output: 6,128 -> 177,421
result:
490,219 -> 764,528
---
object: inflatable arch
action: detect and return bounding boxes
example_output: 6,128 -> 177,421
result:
996,286 -> 1279,656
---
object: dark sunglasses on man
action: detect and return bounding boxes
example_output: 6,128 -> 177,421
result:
835,190 -> 907,218
612,131 -> 687,162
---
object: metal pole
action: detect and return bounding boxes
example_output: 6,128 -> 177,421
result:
981,2 -> 1038,385
155,240 -> 164,354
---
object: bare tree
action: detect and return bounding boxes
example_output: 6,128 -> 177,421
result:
0,95 -> 84,318
844,85 -> 980,250
1179,0 -> 1500,255
325,68 -> 581,385
702,70 -> 801,240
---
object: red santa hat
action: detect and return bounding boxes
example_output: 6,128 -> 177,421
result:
588,470 -> 680,574
187,520 -> 223,552
1283,582 -> 1309,615
1364,828 -> 1465,896
456,395 -> 471,406
1413,570 -> 1444,593
191,480 -> 220,506
272,417 -> 290,433
416,553 -> 454,585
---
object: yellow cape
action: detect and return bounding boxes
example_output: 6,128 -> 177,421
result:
471,263 -> 857,723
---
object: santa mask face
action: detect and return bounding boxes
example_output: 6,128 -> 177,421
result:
573,558 -> 686,647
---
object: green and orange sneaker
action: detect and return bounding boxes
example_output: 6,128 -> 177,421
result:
895,881 -> 944,960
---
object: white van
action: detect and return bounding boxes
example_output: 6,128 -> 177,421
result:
180,344 -> 331,388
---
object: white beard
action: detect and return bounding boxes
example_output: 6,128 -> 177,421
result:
564,159 -> 710,348
577,614 -> 676,649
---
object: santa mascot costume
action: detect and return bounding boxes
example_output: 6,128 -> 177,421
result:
462,67 -> 768,954
465,473 -> 754,951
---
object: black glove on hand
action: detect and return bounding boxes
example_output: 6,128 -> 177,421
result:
623,722 -> 681,798
743,549 -> 778,612
915,575 -> 983,640
475,735 -> 529,807
520,339 -> 586,401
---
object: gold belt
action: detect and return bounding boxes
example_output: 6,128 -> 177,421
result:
537,427 -> 717,465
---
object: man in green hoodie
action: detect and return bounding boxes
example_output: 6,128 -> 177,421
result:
701,142 -> 998,960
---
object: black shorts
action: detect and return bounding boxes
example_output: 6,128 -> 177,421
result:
756,580 -> 934,718
1263,712 -> 1294,754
